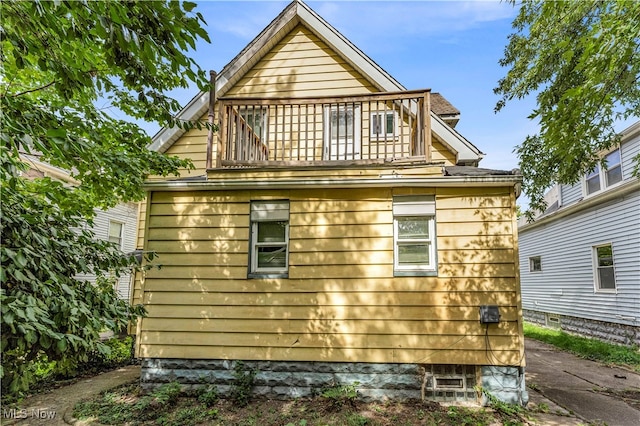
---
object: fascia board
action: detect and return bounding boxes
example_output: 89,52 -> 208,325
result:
19,154 -> 80,185
620,120 -> 640,141
519,179 -> 640,233
144,175 -> 521,191
148,91 -> 209,153
430,113 -> 483,163
295,2 -> 404,93
149,3 -> 300,154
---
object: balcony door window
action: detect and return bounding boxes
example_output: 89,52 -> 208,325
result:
323,104 -> 361,160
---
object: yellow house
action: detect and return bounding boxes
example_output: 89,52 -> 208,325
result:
135,0 -> 527,405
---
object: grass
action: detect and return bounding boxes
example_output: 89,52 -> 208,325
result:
73,382 -> 524,426
524,322 -> 640,372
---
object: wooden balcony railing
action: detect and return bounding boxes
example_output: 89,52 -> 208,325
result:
213,90 -> 431,168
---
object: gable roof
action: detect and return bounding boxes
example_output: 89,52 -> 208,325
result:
150,0 -> 483,165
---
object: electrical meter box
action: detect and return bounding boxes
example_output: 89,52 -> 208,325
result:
479,305 -> 500,324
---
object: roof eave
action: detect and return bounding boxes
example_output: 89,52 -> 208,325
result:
144,174 -> 522,192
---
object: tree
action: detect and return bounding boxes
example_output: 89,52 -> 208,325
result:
495,0 -> 640,218
0,0 -> 210,393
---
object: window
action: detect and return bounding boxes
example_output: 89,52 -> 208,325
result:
585,167 -> 601,195
393,196 -> 437,275
604,149 -> 622,186
585,148 -> 623,195
240,107 -> 268,141
370,111 -> 397,140
593,244 -> 616,291
108,221 -> 123,249
323,104 -> 361,160
529,256 -> 542,272
250,201 -> 289,277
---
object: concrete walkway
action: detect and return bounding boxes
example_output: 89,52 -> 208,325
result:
525,338 -> 640,426
1,365 -> 140,426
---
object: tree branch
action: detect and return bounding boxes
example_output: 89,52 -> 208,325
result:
11,80 -> 57,97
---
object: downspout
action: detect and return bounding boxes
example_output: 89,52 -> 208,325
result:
205,70 -> 217,170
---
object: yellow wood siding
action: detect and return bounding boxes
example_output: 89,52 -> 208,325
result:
163,114 -> 210,176
136,186 -> 523,366
226,26 -> 377,98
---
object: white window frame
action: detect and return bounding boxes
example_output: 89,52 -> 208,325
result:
108,220 -> 124,250
583,147 -> 623,197
249,201 -> 290,277
323,104 -> 361,160
393,196 -> 437,276
370,111 -> 398,141
604,148 -> 622,187
529,256 -> 542,272
592,243 -> 616,293
239,106 -> 269,141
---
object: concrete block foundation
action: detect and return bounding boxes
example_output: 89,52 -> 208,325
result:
523,309 -> 640,346
141,359 -> 528,406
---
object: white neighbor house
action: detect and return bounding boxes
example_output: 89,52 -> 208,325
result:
20,154 -> 139,301
518,121 -> 640,345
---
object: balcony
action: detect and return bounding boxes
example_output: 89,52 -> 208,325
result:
210,90 -> 433,169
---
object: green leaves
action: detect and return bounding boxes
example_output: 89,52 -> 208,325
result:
1,0 -> 208,395
495,0 -> 640,217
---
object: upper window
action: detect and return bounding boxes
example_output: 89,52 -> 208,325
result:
370,111 -> 397,140
240,107 -> 268,141
393,196 -> 437,276
585,148 -> 623,195
250,201 -> 289,277
529,256 -> 542,272
323,104 -> 361,160
604,149 -> 622,186
108,221 -> 124,249
593,244 -> 616,291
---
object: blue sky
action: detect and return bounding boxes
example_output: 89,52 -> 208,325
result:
138,0 -> 539,172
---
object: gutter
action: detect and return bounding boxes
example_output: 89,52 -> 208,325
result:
144,175 -> 522,191
519,178 -> 640,232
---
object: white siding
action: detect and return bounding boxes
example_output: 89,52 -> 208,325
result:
76,202 -> 139,301
621,135 -> 640,180
519,190 -> 640,326
560,183 -> 582,206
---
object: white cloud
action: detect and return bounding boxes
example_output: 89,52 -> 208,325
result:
312,0 -> 516,37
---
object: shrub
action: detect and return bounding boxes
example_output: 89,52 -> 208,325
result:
229,361 -> 256,407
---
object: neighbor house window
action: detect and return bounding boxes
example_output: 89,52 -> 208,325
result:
250,201 -> 289,277
529,256 -> 542,272
585,148 -> 623,195
108,221 -> 124,249
370,111 -> 397,140
393,196 -> 437,276
593,244 -> 616,291
604,149 -> 622,186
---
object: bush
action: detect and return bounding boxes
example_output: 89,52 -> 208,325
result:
229,361 -> 256,407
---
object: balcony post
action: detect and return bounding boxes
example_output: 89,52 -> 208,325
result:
423,91 -> 432,162
217,101 -> 227,168
206,70 -> 217,169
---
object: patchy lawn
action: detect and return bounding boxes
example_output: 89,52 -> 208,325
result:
73,382 -> 530,426
524,322 -> 640,372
